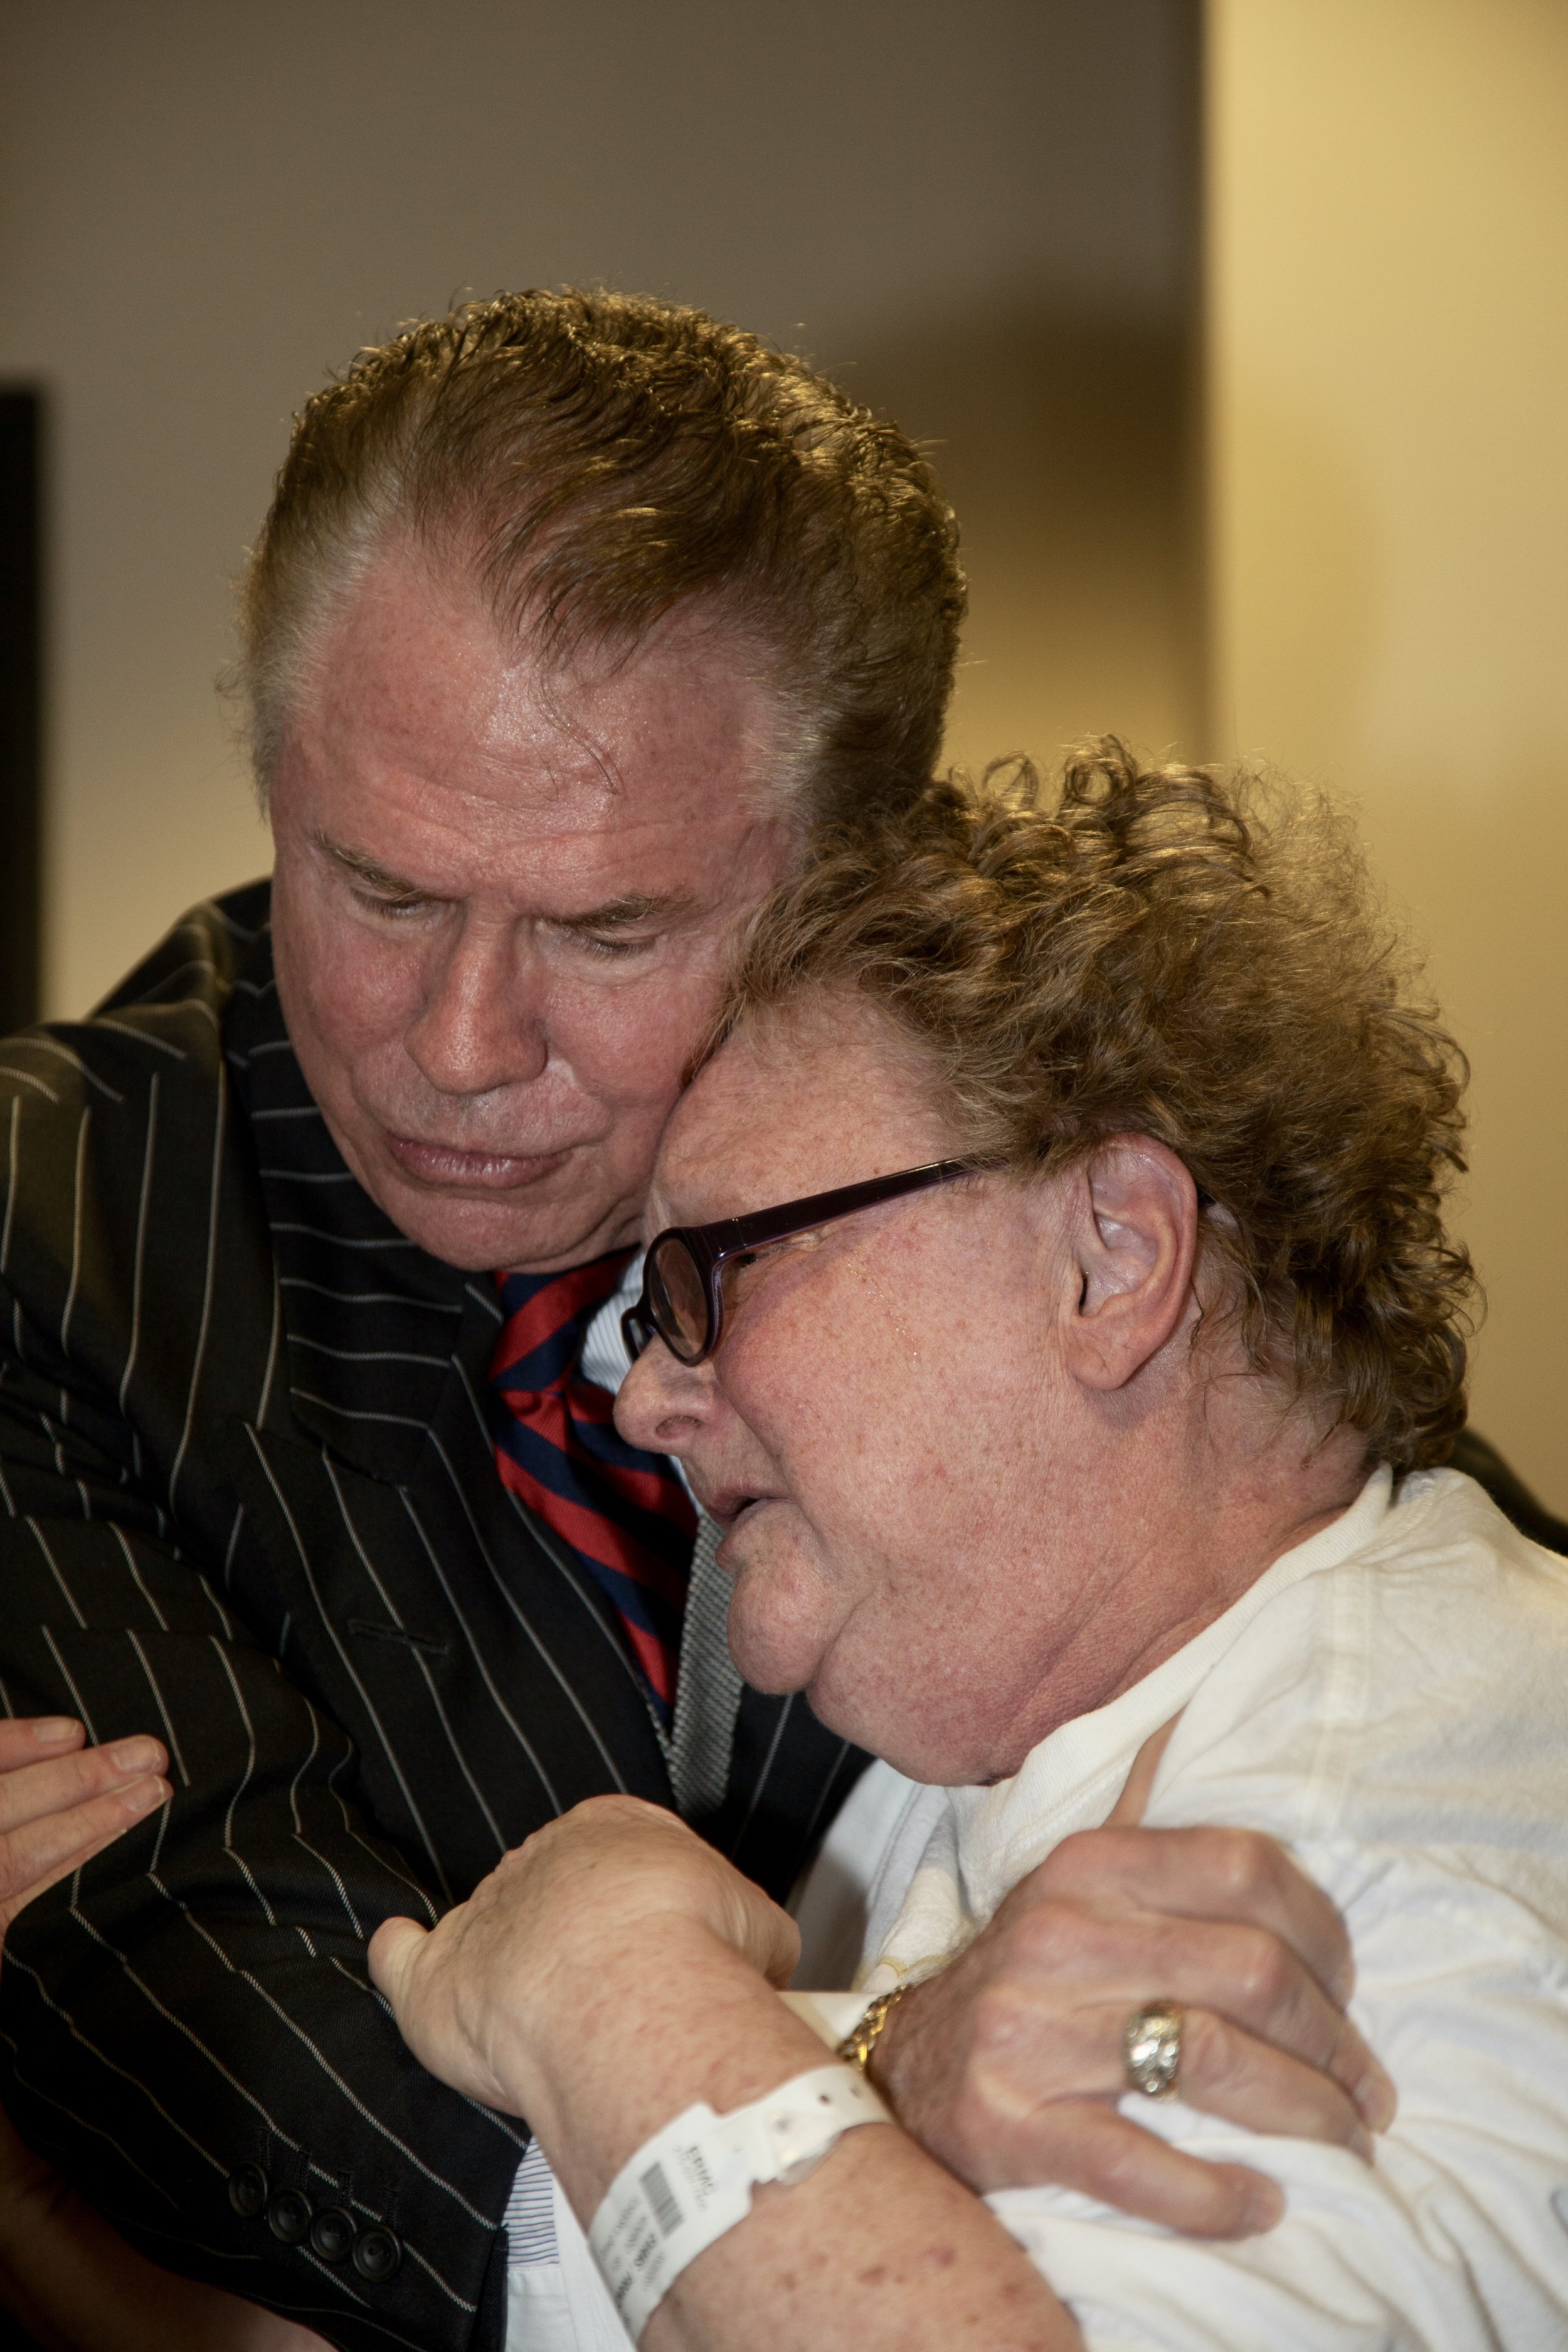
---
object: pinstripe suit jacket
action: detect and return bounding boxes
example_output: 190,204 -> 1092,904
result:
0,884 -> 864,2352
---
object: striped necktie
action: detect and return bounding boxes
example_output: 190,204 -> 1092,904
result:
489,1251 -> 696,1726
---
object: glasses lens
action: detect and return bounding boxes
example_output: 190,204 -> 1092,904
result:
648,1236 -> 710,1362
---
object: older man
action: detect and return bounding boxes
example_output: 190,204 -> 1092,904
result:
0,294 -> 1490,2351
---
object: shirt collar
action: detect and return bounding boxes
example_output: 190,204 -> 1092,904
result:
948,1464 -> 1396,1924
579,1250 -> 644,1394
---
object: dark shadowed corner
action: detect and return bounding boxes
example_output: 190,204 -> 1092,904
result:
0,388 -> 43,1036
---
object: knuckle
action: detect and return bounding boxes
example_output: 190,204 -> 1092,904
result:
1012,1895 -> 1096,1976
1206,1826 -> 1276,1904
1233,1924 -> 1294,2014
1035,1828 -> 1116,1896
581,1793 -> 642,1826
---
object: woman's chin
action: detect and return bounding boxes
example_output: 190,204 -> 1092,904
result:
722,1542 -> 844,1699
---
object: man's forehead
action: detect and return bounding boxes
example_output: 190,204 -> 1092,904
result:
306,550 -> 771,766
278,566 -> 800,895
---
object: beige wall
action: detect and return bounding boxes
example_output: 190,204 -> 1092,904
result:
1208,0 -> 1568,1509
0,0 -> 1197,1022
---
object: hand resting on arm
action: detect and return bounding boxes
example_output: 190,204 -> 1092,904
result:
876,1807 -> 1392,2233
0,1715 -> 1386,2348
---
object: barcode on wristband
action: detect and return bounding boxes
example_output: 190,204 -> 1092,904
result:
640,2160 -> 684,2239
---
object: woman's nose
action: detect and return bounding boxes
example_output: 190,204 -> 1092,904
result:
615,1340 -> 715,1456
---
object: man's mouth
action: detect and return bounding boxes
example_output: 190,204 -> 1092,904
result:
383,1135 -> 573,1190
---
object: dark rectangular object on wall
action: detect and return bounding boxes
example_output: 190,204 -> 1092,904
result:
0,389 -> 43,1034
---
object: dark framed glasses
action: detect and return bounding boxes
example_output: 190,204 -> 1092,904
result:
622,1159 -> 980,1368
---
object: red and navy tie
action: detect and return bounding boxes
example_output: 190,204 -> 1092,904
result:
489,1251 -> 696,1726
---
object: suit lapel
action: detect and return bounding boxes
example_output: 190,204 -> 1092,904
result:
226,944 -> 466,1481
223,928 -> 674,1892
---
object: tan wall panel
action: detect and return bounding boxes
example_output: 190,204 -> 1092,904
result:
1209,0 -> 1568,1509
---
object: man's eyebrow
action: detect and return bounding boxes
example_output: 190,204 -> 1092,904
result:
313,838 -> 692,929
313,832 -> 430,898
550,894 -> 693,932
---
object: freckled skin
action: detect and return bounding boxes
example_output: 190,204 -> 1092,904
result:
268,551 -> 799,1274
617,993 -> 1369,1786
620,999 -> 1084,1780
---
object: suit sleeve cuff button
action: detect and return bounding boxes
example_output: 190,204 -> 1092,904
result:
267,2188 -> 312,2245
228,2163 -> 268,2219
352,2225 -> 403,2284
310,2206 -> 357,2262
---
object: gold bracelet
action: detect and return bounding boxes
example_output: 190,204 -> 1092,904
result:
835,1984 -> 910,2079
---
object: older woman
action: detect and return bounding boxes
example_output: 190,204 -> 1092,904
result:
370,744 -> 1568,2352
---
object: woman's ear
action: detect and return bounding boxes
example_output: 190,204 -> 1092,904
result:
1061,1136 -> 1199,1392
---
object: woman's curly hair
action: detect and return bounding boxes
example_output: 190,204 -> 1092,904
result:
715,738 -> 1476,1471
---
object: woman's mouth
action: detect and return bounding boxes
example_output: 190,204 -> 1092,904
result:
706,1489 -> 778,1532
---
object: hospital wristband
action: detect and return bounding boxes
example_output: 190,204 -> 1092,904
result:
586,2063 -> 891,2341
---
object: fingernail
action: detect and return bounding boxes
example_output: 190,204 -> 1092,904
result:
110,1737 -> 163,1775
118,1776 -> 170,1816
1245,2180 -> 1285,2232
1354,2063 -> 1397,2132
29,1717 -> 79,1745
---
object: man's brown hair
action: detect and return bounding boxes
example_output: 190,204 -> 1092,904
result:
717,739 -> 1476,1471
237,288 -> 965,823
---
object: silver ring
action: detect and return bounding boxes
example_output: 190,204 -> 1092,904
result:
1123,2001 -> 1183,2099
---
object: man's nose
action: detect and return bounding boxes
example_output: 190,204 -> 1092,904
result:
615,1340 -> 716,1458
404,921 -> 548,1098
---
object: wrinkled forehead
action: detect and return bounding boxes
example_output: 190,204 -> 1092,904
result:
648,993 -> 958,1231
287,545 -> 792,820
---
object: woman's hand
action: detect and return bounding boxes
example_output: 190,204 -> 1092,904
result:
370,1794 -> 799,2115
376,1814 -> 1081,2352
0,1715 -> 169,1941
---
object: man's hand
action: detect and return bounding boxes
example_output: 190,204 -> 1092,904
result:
0,1715 -> 169,1939
872,1817 -> 1396,2238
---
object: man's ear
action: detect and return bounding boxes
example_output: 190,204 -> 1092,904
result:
1061,1136 -> 1199,1391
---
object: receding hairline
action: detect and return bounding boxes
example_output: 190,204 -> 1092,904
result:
258,524 -> 816,822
